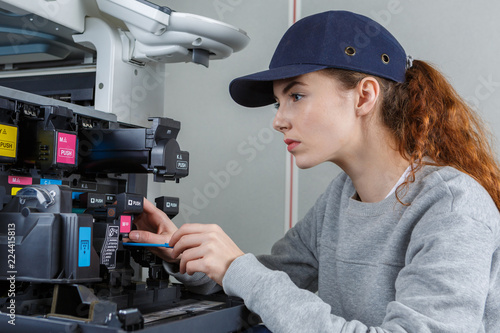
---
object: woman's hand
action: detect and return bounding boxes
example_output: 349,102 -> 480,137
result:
126,198 -> 179,263
168,223 -> 245,285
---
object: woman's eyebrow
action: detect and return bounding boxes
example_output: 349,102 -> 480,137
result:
274,81 -> 307,98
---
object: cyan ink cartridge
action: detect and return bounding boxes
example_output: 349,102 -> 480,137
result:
60,213 -> 100,281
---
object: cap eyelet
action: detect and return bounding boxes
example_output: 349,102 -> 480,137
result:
381,54 -> 390,64
345,46 -> 356,56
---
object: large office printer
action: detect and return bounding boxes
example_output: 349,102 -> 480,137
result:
0,1 -> 256,331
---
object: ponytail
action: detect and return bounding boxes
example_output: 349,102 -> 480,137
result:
390,60 -> 500,210
324,61 -> 500,210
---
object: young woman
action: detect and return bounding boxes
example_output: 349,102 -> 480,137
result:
129,10 -> 500,332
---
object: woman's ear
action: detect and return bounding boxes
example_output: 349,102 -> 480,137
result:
355,77 -> 380,117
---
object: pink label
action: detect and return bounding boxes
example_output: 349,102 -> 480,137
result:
120,215 -> 132,233
56,132 -> 77,165
8,176 -> 32,185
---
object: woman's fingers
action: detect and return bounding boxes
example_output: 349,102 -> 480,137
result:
124,230 -> 179,263
127,221 -> 244,283
128,229 -> 165,243
133,198 -> 178,236
169,223 -> 221,247
142,197 -> 158,213
169,224 -> 244,284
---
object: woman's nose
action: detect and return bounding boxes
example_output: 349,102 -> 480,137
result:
272,107 -> 290,133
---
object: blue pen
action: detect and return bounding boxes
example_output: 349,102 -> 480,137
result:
123,242 -> 173,248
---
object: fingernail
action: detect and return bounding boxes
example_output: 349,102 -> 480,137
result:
129,231 -> 139,240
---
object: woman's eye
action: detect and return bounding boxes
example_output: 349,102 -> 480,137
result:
291,93 -> 303,102
274,102 -> 280,110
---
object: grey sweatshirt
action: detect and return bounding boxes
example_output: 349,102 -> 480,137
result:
168,165 -> 500,332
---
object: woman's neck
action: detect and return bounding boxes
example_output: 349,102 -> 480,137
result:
340,135 -> 409,203
350,159 -> 409,202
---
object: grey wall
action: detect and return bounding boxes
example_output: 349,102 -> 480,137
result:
145,1 -> 500,255
148,0 -> 289,255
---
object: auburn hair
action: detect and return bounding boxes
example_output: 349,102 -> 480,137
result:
324,61 -> 500,210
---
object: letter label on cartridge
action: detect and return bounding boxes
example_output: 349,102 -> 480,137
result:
120,215 -> 132,233
0,124 -> 17,158
78,227 -> 91,267
8,176 -> 32,185
56,132 -> 77,165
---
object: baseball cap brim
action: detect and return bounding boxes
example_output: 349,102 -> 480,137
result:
229,64 -> 328,107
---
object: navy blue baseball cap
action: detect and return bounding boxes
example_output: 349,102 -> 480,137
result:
229,10 -> 408,107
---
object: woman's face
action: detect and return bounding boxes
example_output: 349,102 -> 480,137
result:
272,71 -> 361,169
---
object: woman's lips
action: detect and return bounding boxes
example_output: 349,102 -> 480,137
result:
284,139 -> 301,152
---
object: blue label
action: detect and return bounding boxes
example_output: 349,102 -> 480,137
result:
78,227 -> 91,267
40,178 -> 62,185
72,191 -> 84,200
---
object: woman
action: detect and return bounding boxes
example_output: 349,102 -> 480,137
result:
129,10 -> 500,332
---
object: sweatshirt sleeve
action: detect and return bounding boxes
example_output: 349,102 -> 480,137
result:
255,184 -> 332,292
223,254 -> 349,333
163,261 -> 222,295
256,219 -> 320,292
223,211 -> 497,333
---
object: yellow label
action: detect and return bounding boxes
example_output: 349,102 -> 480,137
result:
0,124 -> 17,158
11,187 -> 22,195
